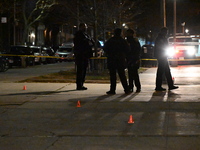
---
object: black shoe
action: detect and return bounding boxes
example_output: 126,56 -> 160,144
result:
77,86 -> 88,90
106,91 -> 116,95
169,86 -> 179,90
136,89 -> 141,93
155,87 -> 166,91
124,90 -> 132,94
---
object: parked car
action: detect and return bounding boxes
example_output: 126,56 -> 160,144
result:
42,46 -> 56,63
55,43 -> 74,62
29,46 -> 48,64
8,45 -> 35,67
0,52 -> 9,72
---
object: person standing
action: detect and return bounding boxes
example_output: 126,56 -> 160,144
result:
126,29 -> 141,92
73,23 -> 94,90
104,28 -> 130,94
154,27 -> 178,91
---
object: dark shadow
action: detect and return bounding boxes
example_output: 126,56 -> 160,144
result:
93,92 -> 140,102
115,92 -> 140,102
0,89 -> 78,96
94,94 -> 116,101
167,91 -> 181,102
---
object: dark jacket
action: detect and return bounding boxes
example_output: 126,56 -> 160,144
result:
154,33 -> 168,59
104,36 -> 130,69
126,36 -> 141,67
73,30 -> 94,58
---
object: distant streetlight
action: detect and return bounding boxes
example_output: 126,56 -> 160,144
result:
185,29 -> 189,34
122,23 -> 128,29
30,32 -> 35,45
30,33 -> 35,38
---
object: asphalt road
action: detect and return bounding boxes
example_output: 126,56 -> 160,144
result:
1,64 -> 200,149
0,62 -> 75,83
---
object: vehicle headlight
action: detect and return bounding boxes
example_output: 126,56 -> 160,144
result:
187,47 -> 196,56
166,46 -> 175,57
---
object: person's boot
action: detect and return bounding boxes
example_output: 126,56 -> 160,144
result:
106,91 -> 116,95
168,86 -> 179,90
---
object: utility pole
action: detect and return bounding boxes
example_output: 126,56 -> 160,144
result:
77,0 -> 80,30
93,0 -> 98,57
163,0 -> 166,27
13,0 -> 16,45
173,0 -> 178,67
173,0 -> 176,43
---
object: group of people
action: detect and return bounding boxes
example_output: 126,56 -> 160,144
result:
103,28 -> 141,94
73,23 -> 178,94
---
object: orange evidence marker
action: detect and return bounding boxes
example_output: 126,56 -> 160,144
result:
23,85 -> 27,90
76,100 -> 81,107
128,115 -> 134,124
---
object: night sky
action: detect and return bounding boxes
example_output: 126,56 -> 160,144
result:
165,0 -> 200,34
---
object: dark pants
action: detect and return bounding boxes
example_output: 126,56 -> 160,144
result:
75,55 -> 89,88
108,67 -> 129,92
156,58 -> 173,88
128,66 -> 141,90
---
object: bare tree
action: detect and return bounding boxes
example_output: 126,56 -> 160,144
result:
56,0 -> 141,39
21,0 -> 56,44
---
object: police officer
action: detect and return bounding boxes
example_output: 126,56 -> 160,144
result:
73,23 -> 94,90
154,27 -> 178,91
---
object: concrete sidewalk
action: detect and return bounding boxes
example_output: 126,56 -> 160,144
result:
0,67 -> 200,150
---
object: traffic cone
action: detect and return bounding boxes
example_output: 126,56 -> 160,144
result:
76,100 -> 81,107
128,115 -> 134,124
23,85 -> 27,90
